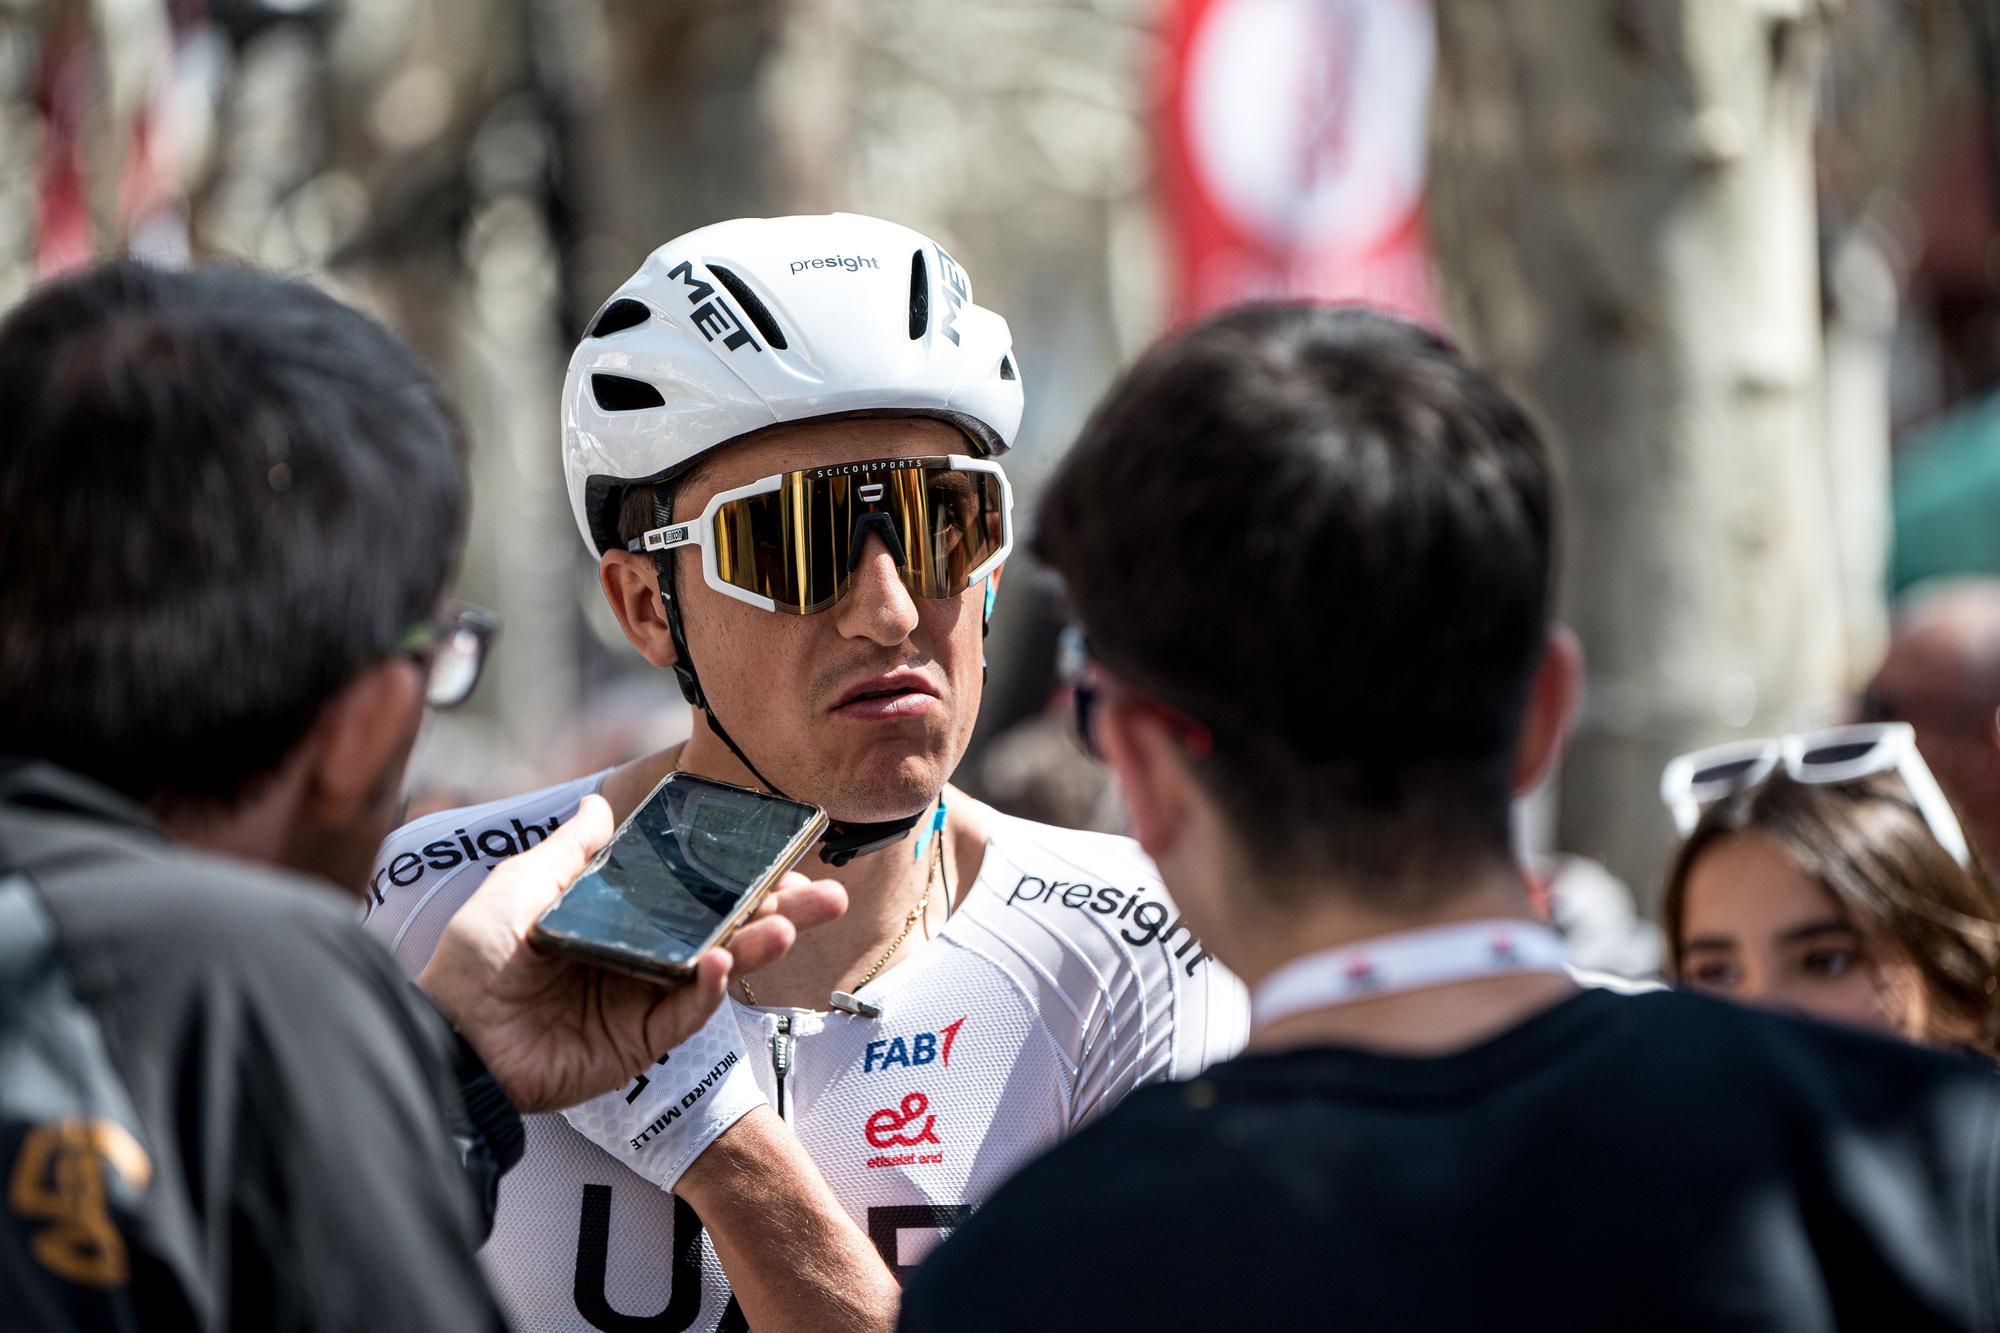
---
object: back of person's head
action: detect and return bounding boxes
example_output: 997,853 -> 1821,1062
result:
1662,772 -> 2000,1056
0,261 -> 465,812
1035,303 -> 1554,906
1874,579 -> 2000,708
1866,579 -> 2000,867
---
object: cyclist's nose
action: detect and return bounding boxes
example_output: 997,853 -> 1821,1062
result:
835,532 -> 920,647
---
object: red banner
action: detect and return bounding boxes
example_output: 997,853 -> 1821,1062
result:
1157,0 -> 1439,326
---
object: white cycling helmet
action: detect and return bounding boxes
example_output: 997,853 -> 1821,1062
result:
564,212 -> 1025,555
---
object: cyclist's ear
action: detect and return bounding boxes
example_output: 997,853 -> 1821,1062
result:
599,549 -> 680,671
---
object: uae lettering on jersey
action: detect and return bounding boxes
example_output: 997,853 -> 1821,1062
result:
365,811 -> 565,909
1005,875 -> 1215,975
861,1017 -> 965,1074
864,1092 -> 943,1169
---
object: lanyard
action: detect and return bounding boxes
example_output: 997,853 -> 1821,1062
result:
1251,919 -> 1569,1029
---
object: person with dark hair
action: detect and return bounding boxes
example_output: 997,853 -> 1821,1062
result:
900,303 -> 2000,1331
1659,733 -> 2000,1058
0,261 -> 840,1331
1864,580 -> 2000,869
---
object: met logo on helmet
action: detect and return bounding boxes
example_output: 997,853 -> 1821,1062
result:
934,246 -> 969,346
666,260 -> 761,354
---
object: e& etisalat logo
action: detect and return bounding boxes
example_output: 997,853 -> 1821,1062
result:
861,1017 -> 965,1075
864,1093 -> 942,1169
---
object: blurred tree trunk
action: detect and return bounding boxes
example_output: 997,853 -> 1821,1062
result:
1815,0 -> 1982,670
1428,0 -> 1857,902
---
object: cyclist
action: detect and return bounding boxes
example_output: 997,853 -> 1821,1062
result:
365,213 -> 1248,1332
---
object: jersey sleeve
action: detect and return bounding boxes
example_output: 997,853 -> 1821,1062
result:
360,773 -> 605,977
1066,889 -> 1249,1128
958,813 -> 1249,1132
209,892 -> 510,1331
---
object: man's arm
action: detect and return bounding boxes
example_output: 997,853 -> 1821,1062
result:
675,1108 -> 902,1333
232,907 -> 511,1332
558,1017 -> 902,1333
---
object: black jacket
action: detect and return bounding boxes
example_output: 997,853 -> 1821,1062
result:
0,760 -> 518,1331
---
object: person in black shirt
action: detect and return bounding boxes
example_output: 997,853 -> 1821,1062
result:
0,263 -> 840,1331
900,304 -> 2000,1331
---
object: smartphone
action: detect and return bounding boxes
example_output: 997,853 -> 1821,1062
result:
529,772 -> 828,983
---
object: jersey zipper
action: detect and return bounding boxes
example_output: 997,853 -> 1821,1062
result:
770,1015 -> 795,1122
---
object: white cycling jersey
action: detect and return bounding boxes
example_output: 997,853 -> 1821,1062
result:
363,772 -> 1249,1333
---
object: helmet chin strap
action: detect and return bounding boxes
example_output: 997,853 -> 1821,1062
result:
649,493 -> 922,867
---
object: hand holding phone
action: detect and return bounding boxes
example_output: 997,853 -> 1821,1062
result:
420,789 -> 845,1114
529,773 -> 829,984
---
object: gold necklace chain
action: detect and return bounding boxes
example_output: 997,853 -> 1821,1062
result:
738,824 -> 942,1008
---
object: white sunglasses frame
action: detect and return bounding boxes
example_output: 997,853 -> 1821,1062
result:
629,454 -> 1014,614
1659,721 -> 1972,869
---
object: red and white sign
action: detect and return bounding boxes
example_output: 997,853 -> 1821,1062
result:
1158,0 -> 1439,325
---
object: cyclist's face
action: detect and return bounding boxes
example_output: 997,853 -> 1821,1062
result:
670,417 -> 989,824
1676,831 -> 1921,1042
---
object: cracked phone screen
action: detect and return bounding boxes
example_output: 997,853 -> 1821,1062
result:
536,774 -> 824,967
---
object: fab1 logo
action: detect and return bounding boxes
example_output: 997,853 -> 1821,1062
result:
862,1016 -> 965,1074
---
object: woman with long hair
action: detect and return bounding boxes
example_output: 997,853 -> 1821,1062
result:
1660,724 -> 2000,1058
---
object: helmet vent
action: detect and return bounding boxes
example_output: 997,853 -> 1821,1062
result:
908,249 -> 929,339
591,373 -> 667,412
999,355 -> 1016,381
588,298 -> 651,338
706,265 -> 788,350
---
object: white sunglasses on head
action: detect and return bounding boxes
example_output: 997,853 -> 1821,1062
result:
1659,722 -> 1971,869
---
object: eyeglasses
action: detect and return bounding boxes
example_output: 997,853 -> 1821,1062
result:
629,454 -> 1012,616
1057,625 -> 1213,761
1659,722 -> 1971,868
394,602 -> 499,709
